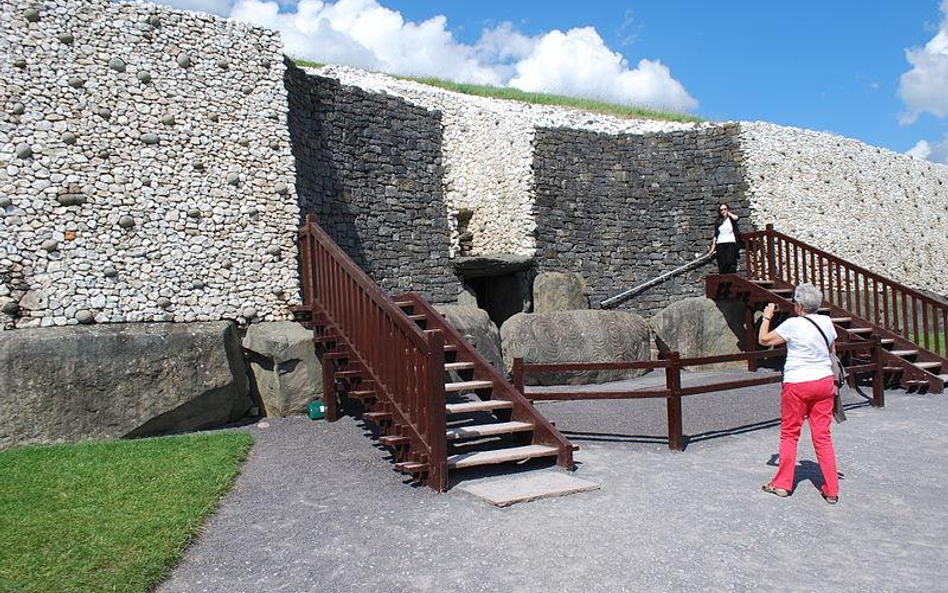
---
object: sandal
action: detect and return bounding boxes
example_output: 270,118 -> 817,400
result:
821,493 -> 839,505
761,483 -> 790,497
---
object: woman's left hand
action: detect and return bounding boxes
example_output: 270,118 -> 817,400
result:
763,303 -> 777,320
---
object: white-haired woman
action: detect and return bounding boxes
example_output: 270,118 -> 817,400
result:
757,283 -> 840,504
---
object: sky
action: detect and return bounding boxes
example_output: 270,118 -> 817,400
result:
156,0 -> 948,164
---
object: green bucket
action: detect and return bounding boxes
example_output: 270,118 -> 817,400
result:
307,400 -> 327,420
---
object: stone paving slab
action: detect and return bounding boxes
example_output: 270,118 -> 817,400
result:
456,471 -> 600,506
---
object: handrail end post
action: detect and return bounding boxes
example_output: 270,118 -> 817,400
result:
425,329 -> 448,492
871,336 -> 885,408
512,357 -> 525,395
665,351 -> 684,451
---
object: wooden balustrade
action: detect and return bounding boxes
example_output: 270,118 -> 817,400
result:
744,224 -> 948,356
299,215 -> 447,489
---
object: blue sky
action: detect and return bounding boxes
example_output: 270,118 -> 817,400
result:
165,0 -> 948,162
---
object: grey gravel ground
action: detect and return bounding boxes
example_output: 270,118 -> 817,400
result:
158,372 -> 948,593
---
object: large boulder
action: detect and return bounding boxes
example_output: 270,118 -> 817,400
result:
0,322 -> 252,448
242,321 -> 322,417
434,305 -> 504,371
533,271 -> 589,313
500,310 -> 651,385
650,297 -> 744,370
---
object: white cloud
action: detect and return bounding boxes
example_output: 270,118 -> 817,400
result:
186,0 -> 697,112
899,0 -> 948,124
907,135 -> 948,163
508,27 -> 698,111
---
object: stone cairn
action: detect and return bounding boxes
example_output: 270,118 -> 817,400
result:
0,0 -> 301,330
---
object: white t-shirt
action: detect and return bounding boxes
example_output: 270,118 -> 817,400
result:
717,218 -> 736,244
774,314 -> 837,383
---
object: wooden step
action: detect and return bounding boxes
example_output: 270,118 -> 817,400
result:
880,338 -> 895,345
394,300 -> 413,309
752,279 -> 774,285
444,344 -> 458,352
883,366 -> 906,372
831,317 -> 852,324
914,361 -> 942,370
817,307 -> 831,313
348,390 -> 376,401
847,327 -> 873,334
444,361 -> 476,372
322,351 -> 349,360
445,399 -> 514,415
889,350 -> 919,357
362,411 -> 391,422
408,314 -> 427,323
447,444 -> 560,469
335,370 -> 361,379
379,435 -> 411,447
771,288 -> 793,294
313,334 -> 338,343
938,374 -> 948,381
444,380 -> 493,393
394,461 -> 427,474
445,421 -> 534,441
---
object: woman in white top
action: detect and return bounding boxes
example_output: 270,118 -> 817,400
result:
708,203 -> 740,273
757,283 -> 840,504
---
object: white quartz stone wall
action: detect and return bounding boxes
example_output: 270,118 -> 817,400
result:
313,65 -> 699,257
739,122 -> 948,295
0,0 -> 300,330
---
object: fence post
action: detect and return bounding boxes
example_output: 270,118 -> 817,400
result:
425,329 -> 448,492
871,336 -> 885,408
321,356 -> 338,422
745,307 -> 759,372
664,351 -> 684,451
765,223 -> 776,280
512,357 -> 525,395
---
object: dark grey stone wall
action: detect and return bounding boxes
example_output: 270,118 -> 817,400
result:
284,64 -> 460,303
532,124 -> 749,317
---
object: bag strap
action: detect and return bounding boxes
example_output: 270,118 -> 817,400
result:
801,315 -> 831,353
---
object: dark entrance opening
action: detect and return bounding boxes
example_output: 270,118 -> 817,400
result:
453,254 -> 535,328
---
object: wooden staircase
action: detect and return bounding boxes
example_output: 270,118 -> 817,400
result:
294,215 -> 573,491
707,225 -> 948,394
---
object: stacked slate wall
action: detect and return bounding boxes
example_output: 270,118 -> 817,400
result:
532,124 -> 748,316
0,0 -> 300,330
285,65 -> 460,303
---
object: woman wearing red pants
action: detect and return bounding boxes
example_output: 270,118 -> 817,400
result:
757,283 -> 840,504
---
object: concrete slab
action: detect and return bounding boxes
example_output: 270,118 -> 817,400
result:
456,471 -> 601,507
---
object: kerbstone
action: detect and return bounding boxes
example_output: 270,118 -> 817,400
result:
243,321 -> 322,417
0,322 -> 252,447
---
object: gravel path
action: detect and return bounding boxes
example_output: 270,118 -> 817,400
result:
157,374 -> 948,593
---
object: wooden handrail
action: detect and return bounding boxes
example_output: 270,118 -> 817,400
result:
744,224 -> 948,355
299,215 -> 446,484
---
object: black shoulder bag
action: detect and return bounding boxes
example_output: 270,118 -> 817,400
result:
801,316 -> 848,423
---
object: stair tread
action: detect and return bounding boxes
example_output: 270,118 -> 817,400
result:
938,374 -> 948,381
831,317 -> 852,323
444,361 -> 476,371
444,380 -> 493,392
914,361 -> 942,369
445,400 -> 514,414
447,444 -> 560,469
445,421 -> 534,440
847,327 -> 872,334
408,314 -> 427,321
889,350 -> 919,357
880,338 -> 895,344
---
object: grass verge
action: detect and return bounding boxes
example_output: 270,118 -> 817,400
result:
292,59 -> 703,123
0,431 -> 253,593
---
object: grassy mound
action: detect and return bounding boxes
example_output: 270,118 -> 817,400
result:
0,431 -> 253,593
293,59 -> 702,123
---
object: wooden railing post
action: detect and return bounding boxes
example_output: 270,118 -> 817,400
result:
765,223 -> 776,281
425,329 -> 448,492
664,351 -> 684,451
321,356 -> 338,422
871,336 -> 885,408
512,357 -> 525,395
745,306 -> 759,372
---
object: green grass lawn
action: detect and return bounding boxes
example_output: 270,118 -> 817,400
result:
292,58 -> 703,123
0,432 -> 253,593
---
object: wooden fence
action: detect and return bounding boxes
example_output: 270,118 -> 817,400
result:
512,340 -> 884,451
